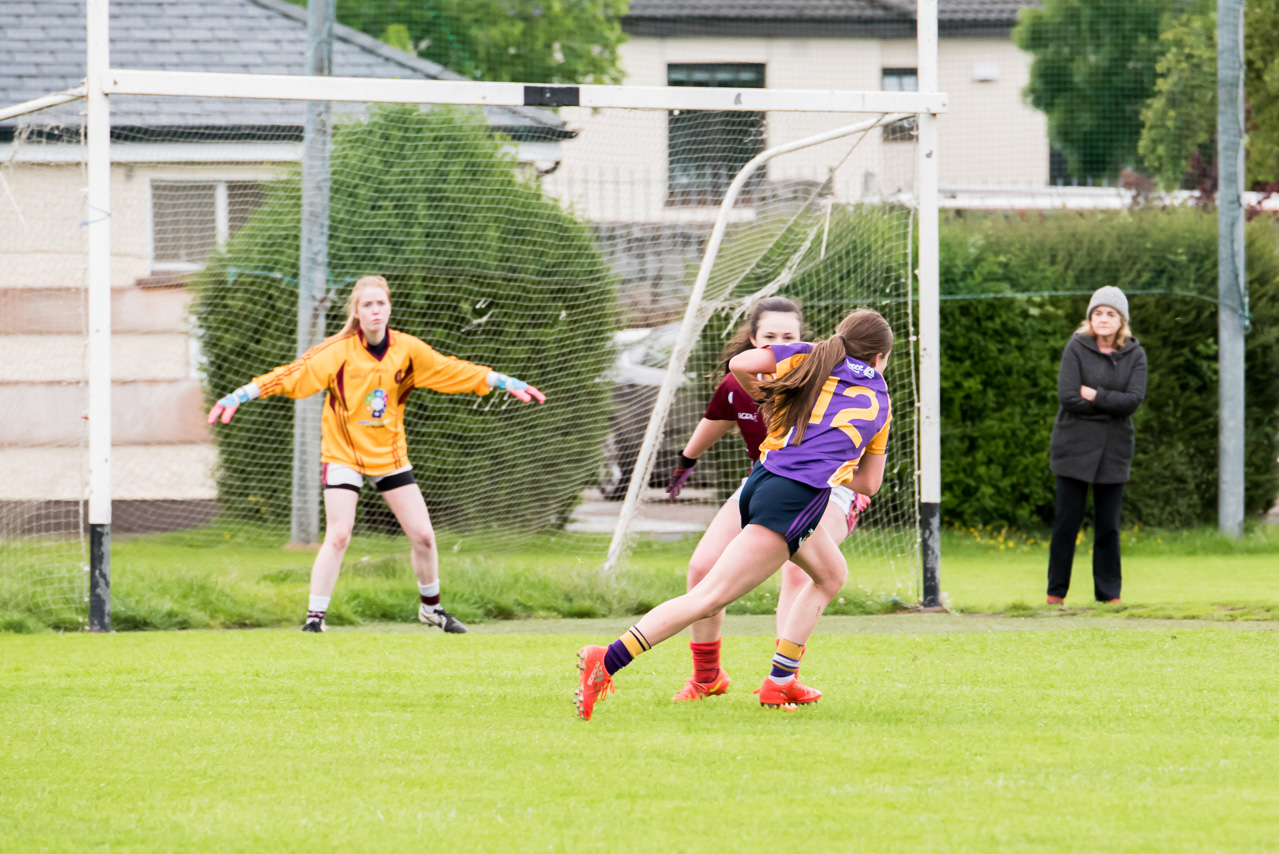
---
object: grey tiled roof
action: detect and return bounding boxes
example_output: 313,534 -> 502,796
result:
624,0 -> 1035,23
1,0 -> 565,137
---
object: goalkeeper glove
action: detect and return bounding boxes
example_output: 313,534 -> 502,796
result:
846,493 -> 872,532
487,372 -> 546,404
207,383 -> 259,425
666,453 -> 698,499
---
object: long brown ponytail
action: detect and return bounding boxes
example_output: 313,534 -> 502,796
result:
758,307 -> 894,445
712,296 -> 804,380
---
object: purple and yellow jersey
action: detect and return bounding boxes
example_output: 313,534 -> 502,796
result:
757,341 -> 892,489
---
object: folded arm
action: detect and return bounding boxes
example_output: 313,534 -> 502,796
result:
1057,345 -> 1096,415
1091,350 -> 1147,416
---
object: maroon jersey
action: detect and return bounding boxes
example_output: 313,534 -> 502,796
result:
704,373 -> 768,461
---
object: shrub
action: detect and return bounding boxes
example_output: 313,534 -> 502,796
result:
939,209 -> 1279,529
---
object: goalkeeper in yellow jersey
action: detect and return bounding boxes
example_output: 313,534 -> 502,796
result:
207,275 -> 545,633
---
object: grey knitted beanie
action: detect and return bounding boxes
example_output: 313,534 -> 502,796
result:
1086,286 -> 1129,321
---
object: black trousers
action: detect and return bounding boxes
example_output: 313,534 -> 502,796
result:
1047,475 -> 1125,602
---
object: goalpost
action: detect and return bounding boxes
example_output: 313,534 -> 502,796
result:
1,0 -> 943,630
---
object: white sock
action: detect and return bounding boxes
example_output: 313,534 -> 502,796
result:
418,581 -> 440,598
768,673 -> 796,685
308,595 -> 331,614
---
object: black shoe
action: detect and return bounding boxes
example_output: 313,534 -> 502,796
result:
302,618 -> 326,633
418,603 -> 468,633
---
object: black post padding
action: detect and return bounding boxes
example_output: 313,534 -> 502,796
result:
523,85 -> 580,107
921,502 -> 941,608
88,523 -> 110,632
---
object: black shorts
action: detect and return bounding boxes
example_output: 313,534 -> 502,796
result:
321,462 -> 416,493
738,465 -> 832,556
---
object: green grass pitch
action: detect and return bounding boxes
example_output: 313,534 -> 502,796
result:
4,620 -> 1279,852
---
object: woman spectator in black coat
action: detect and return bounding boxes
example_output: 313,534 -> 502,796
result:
1047,286 -> 1148,605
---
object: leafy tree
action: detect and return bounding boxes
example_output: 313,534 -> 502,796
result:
328,0 -> 628,85
1138,7 -> 1217,190
1139,1 -> 1279,192
1244,1 -> 1279,187
1013,0 -> 1174,181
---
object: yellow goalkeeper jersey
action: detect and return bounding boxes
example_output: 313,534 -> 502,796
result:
253,329 -> 492,475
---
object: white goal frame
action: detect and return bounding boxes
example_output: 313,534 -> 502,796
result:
72,0 -> 945,628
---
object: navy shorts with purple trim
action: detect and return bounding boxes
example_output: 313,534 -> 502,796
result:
738,465 -> 832,556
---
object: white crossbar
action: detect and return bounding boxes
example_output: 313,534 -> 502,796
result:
105,69 -> 946,114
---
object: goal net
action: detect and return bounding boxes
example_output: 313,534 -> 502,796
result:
0,78 -> 926,623
0,111 -> 89,629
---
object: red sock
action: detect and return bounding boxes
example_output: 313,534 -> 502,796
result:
690,639 -> 722,683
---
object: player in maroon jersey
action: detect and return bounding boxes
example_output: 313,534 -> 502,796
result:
664,298 -> 871,702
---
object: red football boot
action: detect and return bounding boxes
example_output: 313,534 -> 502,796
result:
757,677 -> 821,709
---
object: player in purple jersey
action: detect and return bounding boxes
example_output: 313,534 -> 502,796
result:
575,308 -> 893,719
664,298 -> 871,703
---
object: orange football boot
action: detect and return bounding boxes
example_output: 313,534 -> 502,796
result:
672,669 -> 731,702
757,677 -> 822,709
574,645 -> 614,721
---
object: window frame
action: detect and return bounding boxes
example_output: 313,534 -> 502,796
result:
666,62 -> 767,207
147,177 -> 265,275
880,68 -> 919,143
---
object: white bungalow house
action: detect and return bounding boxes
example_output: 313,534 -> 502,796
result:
0,0 -> 569,532
545,0 -> 1068,224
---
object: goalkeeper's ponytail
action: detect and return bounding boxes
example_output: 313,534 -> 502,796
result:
335,275 -> 391,339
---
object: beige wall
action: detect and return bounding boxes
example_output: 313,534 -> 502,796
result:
547,34 -> 1048,222
0,165 -> 87,289
0,161 -> 250,502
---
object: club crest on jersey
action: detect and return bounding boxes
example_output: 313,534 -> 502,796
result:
847,360 -> 876,379
364,389 -> 388,420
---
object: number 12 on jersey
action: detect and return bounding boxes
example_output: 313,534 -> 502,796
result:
808,378 -> 880,448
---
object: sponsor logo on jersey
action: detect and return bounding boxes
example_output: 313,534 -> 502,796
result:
847,360 -> 876,379
737,412 -> 758,422
364,388 -> 388,420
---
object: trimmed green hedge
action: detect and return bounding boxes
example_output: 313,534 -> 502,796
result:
939,209 -> 1279,529
192,105 -> 618,533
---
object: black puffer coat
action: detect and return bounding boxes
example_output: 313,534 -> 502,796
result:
1049,333 -> 1148,484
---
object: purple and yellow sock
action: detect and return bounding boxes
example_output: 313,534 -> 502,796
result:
603,625 -> 652,675
769,638 -> 805,684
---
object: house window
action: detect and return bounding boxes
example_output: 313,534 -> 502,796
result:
881,68 -> 918,142
667,63 -> 766,205
151,180 -> 266,272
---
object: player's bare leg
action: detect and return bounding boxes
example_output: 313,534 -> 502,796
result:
758,527 -> 848,708
673,500 -> 742,701
381,484 -> 439,586
687,499 -> 741,642
775,501 -> 851,634
302,488 -> 359,632
309,488 -> 358,596
381,484 -> 465,633
635,524 -> 790,647
576,524 -> 788,719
